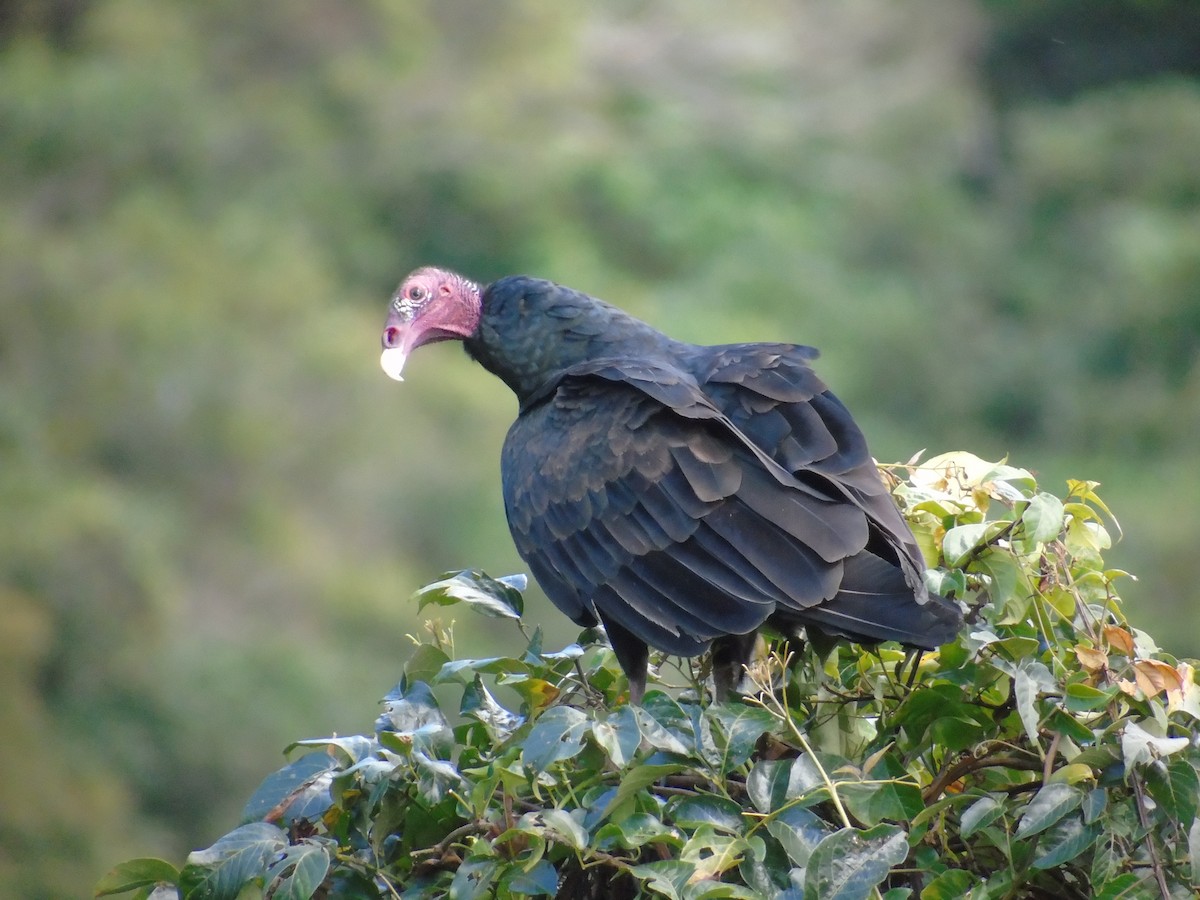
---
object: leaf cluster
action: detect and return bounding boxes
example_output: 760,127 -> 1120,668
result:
97,453 -> 1200,898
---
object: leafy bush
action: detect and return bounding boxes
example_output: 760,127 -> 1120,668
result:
96,453 -> 1200,898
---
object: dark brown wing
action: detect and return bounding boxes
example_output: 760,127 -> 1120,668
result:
501,359 -> 887,691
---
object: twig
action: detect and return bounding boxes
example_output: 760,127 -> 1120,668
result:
1130,769 -> 1172,898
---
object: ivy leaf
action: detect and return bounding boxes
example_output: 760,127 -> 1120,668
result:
959,796 -> 1004,839
920,869 -> 974,899
1144,758 -> 1199,827
680,824 -> 753,882
519,808 -> 590,851
765,805 -> 830,868
376,680 -> 454,757
598,762 -> 683,821
521,706 -> 590,771
1014,783 -> 1083,840
941,523 -> 996,567
179,822 -> 288,898
1032,816 -> 1099,869
803,824 -> 909,900
265,840 -> 332,900
1021,492 -> 1065,543
500,859 -> 558,896
706,703 -> 779,768
667,795 -> 747,836
94,859 -> 179,896
448,855 -> 499,900
747,757 -> 826,814
628,860 -> 694,899
634,704 -> 693,757
1121,720 -> 1190,768
403,643 -> 451,683
414,569 -> 525,619
592,704 -> 641,768
241,752 -> 336,826
594,813 -> 678,851
460,676 -> 524,743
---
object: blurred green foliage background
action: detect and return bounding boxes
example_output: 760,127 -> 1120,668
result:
1,1 -> 1198,894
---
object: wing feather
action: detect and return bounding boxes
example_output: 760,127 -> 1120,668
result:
501,343 -> 960,668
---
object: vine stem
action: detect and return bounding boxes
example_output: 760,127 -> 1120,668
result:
1130,768 -> 1172,898
746,651 -> 853,831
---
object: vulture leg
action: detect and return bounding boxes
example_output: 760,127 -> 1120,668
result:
598,611 -> 650,704
710,631 -> 760,701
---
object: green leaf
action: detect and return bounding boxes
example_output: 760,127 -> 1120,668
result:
942,523 -> 996,567
403,643 -> 451,683
241,752 -> 336,825
1144,757 -> 1199,826
1080,787 -> 1108,825
840,776 -> 923,826
95,859 -> 180,896
803,824 -> 909,900
285,734 -> 376,765
706,704 -> 779,768
520,705 -> 589,771
959,795 -> 1004,839
1021,492 -> 1065,543
1092,872 -> 1150,899
1013,783 -> 1083,839
747,758 -> 825,814
414,569 -> 525,619
519,808 -> 589,850
667,795 -> 746,835
180,822 -> 288,899
448,855 -> 499,900
975,550 -> 1024,607
919,869 -> 973,899
1064,681 -> 1118,712
1189,817 -> 1200,888
376,680 -> 453,756
629,860 -> 694,899
460,676 -> 524,743
1011,658 -> 1054,747
680,824 -> 753,882
598,762 -> 684,821
265,840 -> 332,900
765,804 -> 830,868
592,704 -> 641,767
634,704 -> 694,757
501,859 -> 559,896
594,813 -> 678,851
1031,816 -> 1099,869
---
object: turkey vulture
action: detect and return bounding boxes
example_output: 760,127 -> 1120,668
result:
380,268 -> 962,701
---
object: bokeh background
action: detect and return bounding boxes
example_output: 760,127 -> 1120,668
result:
2,1 -> 1199,894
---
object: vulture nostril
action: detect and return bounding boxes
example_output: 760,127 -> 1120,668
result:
383,326 -> 402,349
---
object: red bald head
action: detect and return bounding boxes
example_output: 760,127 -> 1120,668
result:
380,267 -> 481,381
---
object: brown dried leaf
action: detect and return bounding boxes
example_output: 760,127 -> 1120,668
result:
1132,659 -> 1184,698
1117,679 -> 1140,697
1074,646 -> 1108,673
1103,625 -> 1135,657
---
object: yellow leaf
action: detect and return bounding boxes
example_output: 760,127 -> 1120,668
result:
1049,763 -> 1096,785
1103,625 -> 1135,657
1074,646 -> 1108,673
1117,679 -> 1140,697
1133,659 -> 1184,698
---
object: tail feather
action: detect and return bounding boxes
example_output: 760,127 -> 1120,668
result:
778,549 -> 962,650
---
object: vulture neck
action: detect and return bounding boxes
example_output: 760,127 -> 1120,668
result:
465,276 -> 685,404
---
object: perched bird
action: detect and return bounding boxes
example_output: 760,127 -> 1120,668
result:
381,268 -> 962,702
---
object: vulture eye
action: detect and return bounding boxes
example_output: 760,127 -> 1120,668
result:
409,286 -> 426,302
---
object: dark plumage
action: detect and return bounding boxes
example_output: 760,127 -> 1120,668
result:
381,268 -> 962,701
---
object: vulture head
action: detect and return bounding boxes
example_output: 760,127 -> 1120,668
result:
380,267 -> 480,381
